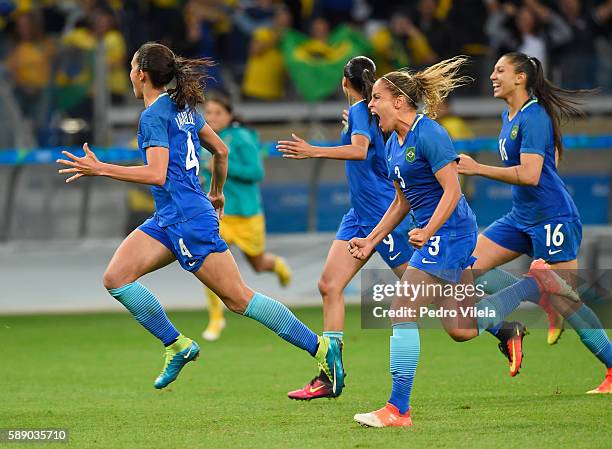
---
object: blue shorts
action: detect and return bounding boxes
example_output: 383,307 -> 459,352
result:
409,231 -> 478,283
336,208 -> 415,269
483,214 -> 582,263
139,212 -> 229,272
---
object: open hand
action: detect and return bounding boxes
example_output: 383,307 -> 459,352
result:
57,142 -> 103,183
277,134 -> 315,159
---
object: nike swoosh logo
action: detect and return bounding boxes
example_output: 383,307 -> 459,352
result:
309,384 -> 326,394
187,261 -> 197,267
421,258 -> 437,264
548,249 -> 562,255
183,346 -> 193,359
389,252 -> 402,261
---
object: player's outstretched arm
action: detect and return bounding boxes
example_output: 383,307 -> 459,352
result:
458,152 -> 544,186
57,142 -> 169,186
277,133 -> 369,161
349,181 -> 410,260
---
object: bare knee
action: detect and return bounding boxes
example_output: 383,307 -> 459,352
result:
448,328 -> 477,342
103,267 -> 136,291
221,285 -> 254,314
318,276 -> 342,302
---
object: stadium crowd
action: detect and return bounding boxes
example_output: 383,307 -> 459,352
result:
1,0 -> 611,139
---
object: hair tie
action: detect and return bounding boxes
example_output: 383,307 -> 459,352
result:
527,57 -> 537,69
381,76 -> 416,106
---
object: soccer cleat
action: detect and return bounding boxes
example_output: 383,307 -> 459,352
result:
274,257 -> 292,287
497,321 -> 527,377
202,318 -> 226,341
314,336 -> 345,396
287,371 -> 336,400
525,259 -> 580,302
154,336 -> 200,389
586,368 -> 612,394
539,295 -> 565,345
354,403 -> 413,428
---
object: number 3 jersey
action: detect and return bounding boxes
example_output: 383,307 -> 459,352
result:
498,98 -> 579,225
386,114 -> 477,236
137,92 -> 216,227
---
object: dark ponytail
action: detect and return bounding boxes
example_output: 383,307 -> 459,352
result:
343,56 -> 377,104
136,42 -> 215,111
504,52 -> 595,159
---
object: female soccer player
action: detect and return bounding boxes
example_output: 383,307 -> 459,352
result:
346,57 -> 580,427
56,42 -> 343,393
277,56 -> 416,400
458,52 -> 612,394
200,94 -> 292,341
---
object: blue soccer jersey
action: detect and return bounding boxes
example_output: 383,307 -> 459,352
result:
341,100 -> 396,225
386,114 -> 477,236
497,98 -> 579,225
137,92 -> 216,227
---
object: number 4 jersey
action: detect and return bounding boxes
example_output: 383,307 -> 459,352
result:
137,92 -> 216,227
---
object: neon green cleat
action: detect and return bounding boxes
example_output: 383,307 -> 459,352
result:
154,335 -> 200,389
314,336 -> 344,396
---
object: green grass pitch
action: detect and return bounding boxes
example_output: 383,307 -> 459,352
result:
2,306 -> 611,449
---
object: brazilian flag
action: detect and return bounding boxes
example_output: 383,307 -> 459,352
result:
281,25 -> 373,102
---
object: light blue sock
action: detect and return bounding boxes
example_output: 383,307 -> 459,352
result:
108,282 -> 180,346
388,322 -> 419,415
476,269 -> 524,337
476,278 -> 540,334
566,304 -> 612,368
323,331 -> 344,341
476,268 -> 521,294
244,292 -> 319,356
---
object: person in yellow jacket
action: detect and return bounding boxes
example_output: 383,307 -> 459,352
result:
200,94 -> 292,340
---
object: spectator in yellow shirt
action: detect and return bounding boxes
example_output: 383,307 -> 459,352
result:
369,9 -> 436,74
241,5 -> 292,100
6,11 -> 55,122
91,7 -> 129,104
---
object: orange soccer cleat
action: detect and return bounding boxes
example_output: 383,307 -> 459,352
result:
526,259 -> 580,302
538,294 -> 565,345
586,368 -> 612,394
497,321 -> 527,377
354,403 -> 413,428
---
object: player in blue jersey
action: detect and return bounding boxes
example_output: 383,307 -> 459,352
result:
458,52 -> 612,393
346,57 -> 581,427
277,56 -> 416,400
56,42 -> 344,393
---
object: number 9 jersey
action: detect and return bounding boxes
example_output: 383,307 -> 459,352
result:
137,92 -> 217,227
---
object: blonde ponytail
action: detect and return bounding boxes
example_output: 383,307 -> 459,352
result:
381,56 -> 472,118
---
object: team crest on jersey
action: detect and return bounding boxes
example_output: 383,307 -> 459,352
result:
406,146 -> 416,162
510,124 -> 519,140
